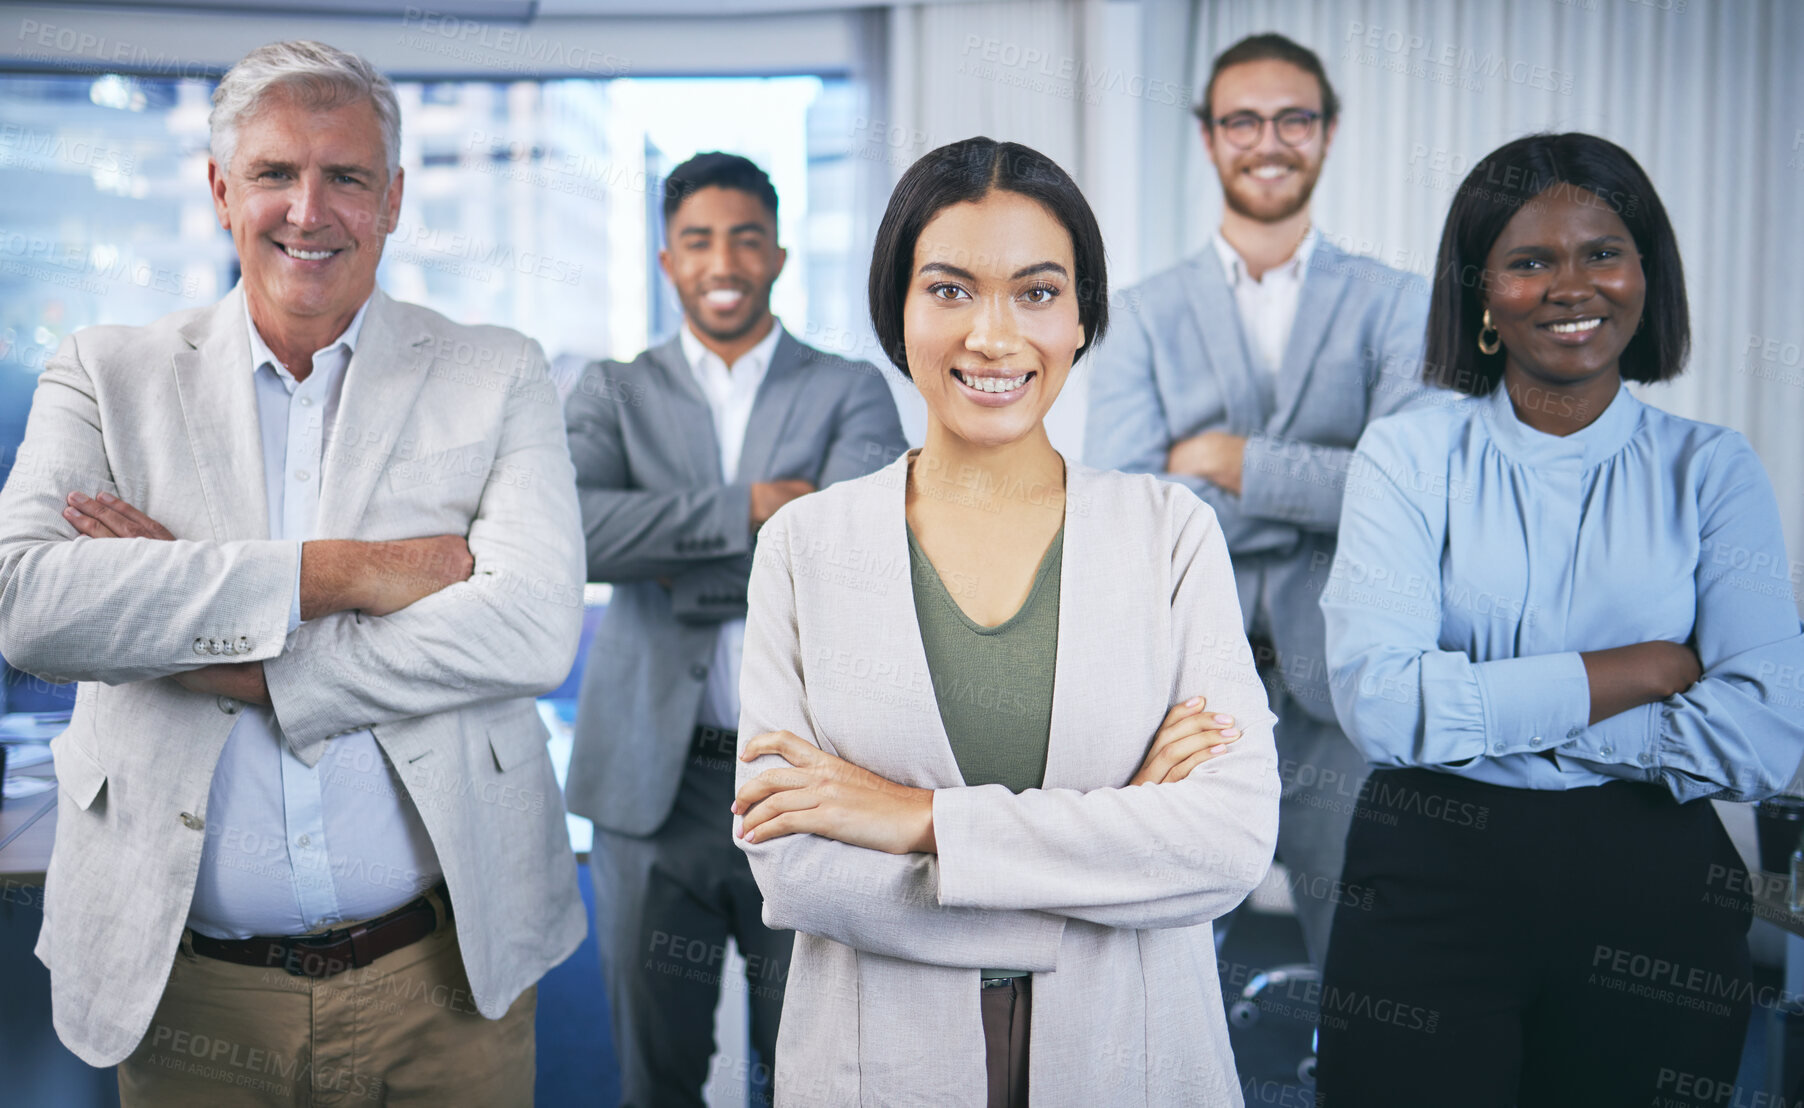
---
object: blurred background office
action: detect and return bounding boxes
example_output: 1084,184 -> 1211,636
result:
0,1 -> 1799,1105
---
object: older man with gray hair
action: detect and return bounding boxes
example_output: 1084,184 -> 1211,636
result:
0,40 -> 585,1105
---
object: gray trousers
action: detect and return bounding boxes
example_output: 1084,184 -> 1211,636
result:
590,726 -> 793,1108
1269,685 -> 1369,970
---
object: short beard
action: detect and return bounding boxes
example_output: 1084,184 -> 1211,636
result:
1221,159 -> 1321,224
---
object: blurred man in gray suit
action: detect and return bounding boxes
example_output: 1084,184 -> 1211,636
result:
1086,34 -> 1433,970
564,152 -> 907,1108
0,42 -> 584,1106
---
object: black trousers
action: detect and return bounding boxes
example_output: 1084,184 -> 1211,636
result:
1316,768 -> 1752,1108
592,725 -> 793,1108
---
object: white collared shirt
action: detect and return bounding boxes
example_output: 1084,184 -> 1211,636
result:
186,287 -> 442,940
678,319 -> 783,731
1212,228 -> 1317,379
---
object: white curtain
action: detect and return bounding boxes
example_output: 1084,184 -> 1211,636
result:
871,0 -> 1133,453
871,0 -> 1802,592
1144,0 -> 1803,591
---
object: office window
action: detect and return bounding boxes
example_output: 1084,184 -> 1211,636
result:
0,70 -> 856,709
0,71 -> 856,395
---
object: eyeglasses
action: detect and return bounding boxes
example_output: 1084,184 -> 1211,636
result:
1209,109 -> 1322,150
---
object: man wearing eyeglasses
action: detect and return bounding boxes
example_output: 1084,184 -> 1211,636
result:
1086,33 -> 1433,971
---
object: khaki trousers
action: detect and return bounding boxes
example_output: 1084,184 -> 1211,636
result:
117,913 -> 535,1107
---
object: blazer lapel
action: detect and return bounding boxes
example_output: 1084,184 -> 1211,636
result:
171,287 -> 270,541
1038,464 -> 1153,791
735,328 -> 806,483
861,451 -> 970,788
1268,239 -> 1352,433
1179,255 -> 1265,433
316,288 -> 433,537
647,336 -> 723,485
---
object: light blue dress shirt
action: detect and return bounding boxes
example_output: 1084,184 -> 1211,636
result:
186,291 -> 442,940
1322,381 -> 1804,803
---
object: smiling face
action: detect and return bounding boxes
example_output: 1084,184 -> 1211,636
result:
208,91 -> 401,339
1203,59 -> 1334,224
903,190 -> 1084,450
1480,185 -> 1646,392
660,185 -> 786,349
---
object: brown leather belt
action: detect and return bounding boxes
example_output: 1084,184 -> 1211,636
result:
189,884 -> 452,980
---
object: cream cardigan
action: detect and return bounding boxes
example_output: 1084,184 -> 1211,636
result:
735,453 -> 1281,1107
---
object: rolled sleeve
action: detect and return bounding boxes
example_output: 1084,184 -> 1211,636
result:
288,540 -> 303,633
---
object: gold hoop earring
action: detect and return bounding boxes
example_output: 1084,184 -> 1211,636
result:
1477,309 -> 1501,356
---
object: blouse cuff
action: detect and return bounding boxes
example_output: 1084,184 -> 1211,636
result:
1470,651 -> 1592,757
1563,701 -> 1658,771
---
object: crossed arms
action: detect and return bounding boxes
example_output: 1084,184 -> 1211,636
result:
730,500 -> 1280,970
0,332 -> 584,764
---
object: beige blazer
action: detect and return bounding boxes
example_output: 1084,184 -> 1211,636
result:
735,453 -> 1281,1107
0,286 -> 587,1066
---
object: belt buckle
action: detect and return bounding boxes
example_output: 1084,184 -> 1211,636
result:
279,930 -> 351,979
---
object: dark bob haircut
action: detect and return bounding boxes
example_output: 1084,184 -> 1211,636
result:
1426,132 -> 1689,395
868,137 -> 1108,379
1194,33 -> 1340,128
662,151 -> 778,226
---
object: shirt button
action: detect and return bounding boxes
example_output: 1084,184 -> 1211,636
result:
179,812 -> 204,831
299,834 -> 312,847
1638,753 -> 1653,766
206,638 -> 222,655
1529,736 -> 1543,748
299,396 -> 313,407
1566,727 -> 1583,739
690,664 -> 708,680
237,636 -> 252,653
216,696 -> 239,715
1600,746 -> 1614,757
193,637 -> 208,656
295,470 -> 311,482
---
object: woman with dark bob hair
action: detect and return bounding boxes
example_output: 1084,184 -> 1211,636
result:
729,136 -> 1280,1107
1317,132 -> 1804,1104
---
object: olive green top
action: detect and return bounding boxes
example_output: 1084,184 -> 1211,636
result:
907,523 -> 1063,980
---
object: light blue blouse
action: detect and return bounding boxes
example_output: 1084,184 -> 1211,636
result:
1321,381 -> 1804,802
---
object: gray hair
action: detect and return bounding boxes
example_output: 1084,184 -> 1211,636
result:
210,40 -> 401,178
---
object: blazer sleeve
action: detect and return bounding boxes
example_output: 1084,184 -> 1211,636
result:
1239,278 -> 1432,533
1083,305 -> 1302,556
815,361 -> 910,488
564,359 -> 753,583
733,511 -> 1068,970
261,339 -> 585,764
1567,434 -> 1804,802
931,495 -> 1281,930
667,362 -> 908,625
1320,424 -> 1594,770
0,334 -> 297,686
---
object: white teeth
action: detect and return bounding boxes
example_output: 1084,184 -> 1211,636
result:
957,371 -> 1029,394
704,289 -> 743,307
1548,318 -> 1602,334
1250,165 -> 1290,179
283,245 -> 336,261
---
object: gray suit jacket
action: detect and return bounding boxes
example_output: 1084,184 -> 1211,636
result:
1085,237 -> 1433,722
0,287 -> 588,1065
564,327 -> 907,836
734,456 -> 1280,1106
